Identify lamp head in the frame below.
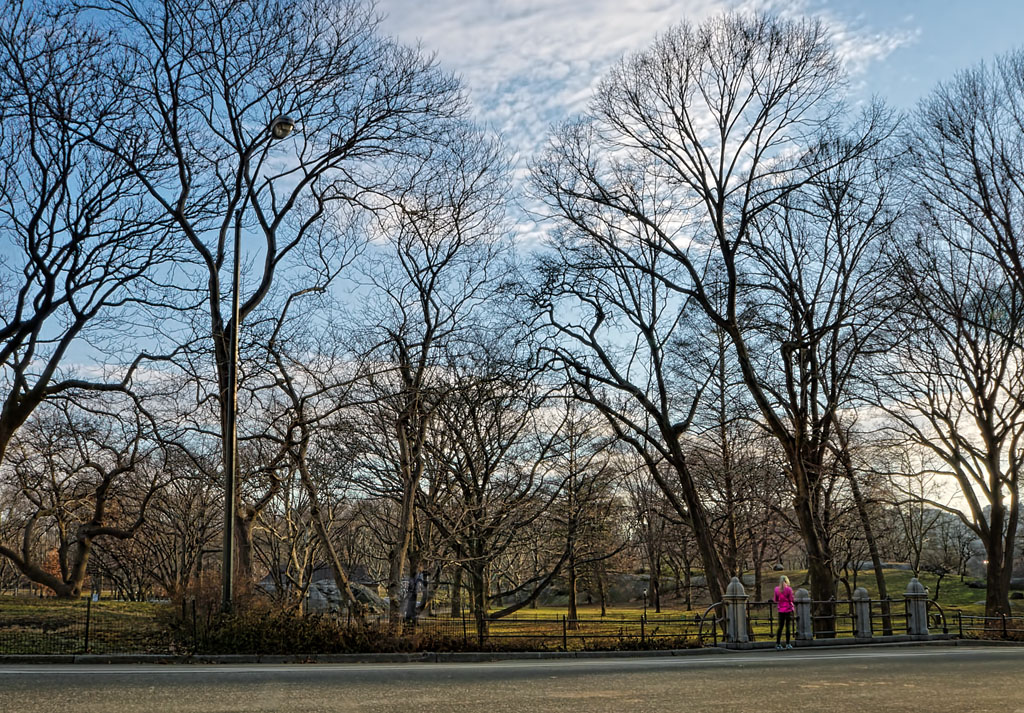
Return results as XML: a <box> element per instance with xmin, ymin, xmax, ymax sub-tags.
<box><xmin>269</xmin><ymin>115</ymin><xmax>295</xmax><ymax>140</ymax></box>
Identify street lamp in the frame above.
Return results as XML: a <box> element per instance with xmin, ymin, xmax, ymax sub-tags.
<box><xmin>270</xmin><ymin>116</ymin><xmax>295</xmax><ymax>140</ymax></box>
<box><xmin>221</xmin><ymin>116</ymin><xmax>295</xmax><ymax>613</ymax></box>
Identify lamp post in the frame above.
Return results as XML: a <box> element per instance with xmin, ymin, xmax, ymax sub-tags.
<box><xmin>221</xmin><ymin>116</ymin><xmax>294</xmax><ymax>613</ymax></box>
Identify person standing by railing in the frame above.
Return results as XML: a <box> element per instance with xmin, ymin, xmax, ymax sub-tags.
<box><xmin>774</xmin><ymin>575</ymin><xmax>795</xmax><ymax>650</ymax></box>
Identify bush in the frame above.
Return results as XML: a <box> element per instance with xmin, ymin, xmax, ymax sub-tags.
<box><xmin>164</xmin><ymin>604</ymin><xmax>469</xmax><ymax>655</ymax></box>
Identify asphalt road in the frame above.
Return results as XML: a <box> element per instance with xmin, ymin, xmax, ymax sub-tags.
<box><xmin>1</xmin><ymin>646</ymin><xmax>1022</xmax><ymax>713</ymax></box>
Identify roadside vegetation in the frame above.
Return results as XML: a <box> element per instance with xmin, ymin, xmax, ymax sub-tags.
<box><xmin>3</xmin><ymin>568</ymin><xmax>1021</xmax><ymax>655</ymax></box>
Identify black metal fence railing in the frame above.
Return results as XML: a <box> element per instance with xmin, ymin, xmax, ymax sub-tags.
<box><xmin>399</xmin><ymin>611</ymin><xmax>704</xmax><ymax>651</ymax></box>
<box><xmin>696</xmin><ymin>604</ymin><xmax>723</xmax><ymax>646</ymax></box>
<box><xmin>954</xmin><ymin>612</ymin><xmax>1024</xmax><ymax>640</ymax></box>
<box><xmin>4</xmin><ymin>594</ymin><xmax>1021</xmax><ymax>656</ymax></box>
<box><xmin>738</xmin><ymin>597</ymin><xmax>953</xmax><ymax>640</ymax></box>
<box><xmin>0</xmin><ymin>596</ymin><xmax>706</xmax><ymax>656</ymax></box>
<box><xmin>0</xmin><ymin>596</ymin><xmax>174</xmax><ymax>655</ymax></box>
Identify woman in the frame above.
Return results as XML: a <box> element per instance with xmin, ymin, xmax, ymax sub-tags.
<box><xmin>773</xmin><ymin>575</ymin><xmax>794</xmax><ymax>650</ymax></box>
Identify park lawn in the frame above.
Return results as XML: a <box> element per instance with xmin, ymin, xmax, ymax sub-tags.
<box><xmin>0</xmin><ymin>596</ymin><xmax>173</xmax><ymax>654</ymax></box>
<box><xmin>757</xmin><ymin>567</ymin><xmax>1024</xmax><ymax>615</ymax></box>
<box><xmin>471</xmin><ymin>606</ymin><xmax>704</xmax><ymax>650</ymax></box>
<box><xmin>3</xmin><ymin>569</ymin><xmax>1022</xmax><ymax>654</ymax></box>
<box><xmin>837</xmin><ymin>569</ymin><xmax>1024</xmax><ymax>615</ymax></box>
<box><xmin>495</xmin><ymin>568</ymin><xmax>1024</xmax><ymax>621</ymax></box>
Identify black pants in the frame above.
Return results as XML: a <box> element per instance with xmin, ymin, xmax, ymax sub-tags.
<box><xmin>776</xmin><ymin>611</ymin><xmax>792</xmax><ymax>644</ymax></box>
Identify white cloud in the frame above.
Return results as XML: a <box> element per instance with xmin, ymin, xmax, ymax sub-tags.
<box><xmin>377</xmin><ymin>0</ymin><xmax>920</xmax><ymax>241</ymax></box>
<box><xmin>735</xmin><ymin>0</ymin><xmax>920</xmax><ymax>78</ymax></box>
<box><xmin>379</xmin><ymin>1</ymin><xmax>726</xmax><ymax>151</ymax></box>
<box><xmin>381</xmin><ymin>0</ymin><xmax>917</xmax><ymax>148</ymax></box>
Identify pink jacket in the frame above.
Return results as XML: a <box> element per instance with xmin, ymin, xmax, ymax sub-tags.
<box><xmin>774</xmin><ymin>585</ymin><xmax>795</xmax><ymax>613</ymax></box>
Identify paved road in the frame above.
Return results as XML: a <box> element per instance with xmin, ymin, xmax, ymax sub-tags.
<box><xmin>1</xmin><ymin>646</ymin><xmax>1022</xmax><ymax>713</ymax></box>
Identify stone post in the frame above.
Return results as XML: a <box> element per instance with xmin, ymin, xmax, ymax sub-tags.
<box><xmin>853</xmin><ymin>587</ymin><xmax>873</xmax><ymax>639</ymax></box>
<box><xmin>794</xmin><ymin>588</ymin><xmax>812</xmax><ymax>641</ymax></box>
<box><xmin>905</xmin><ymin>577</ymin><xmax>929</xmax><ymax>636</ymax></box>
<box><xmin>724</xmin><ymin>576</ymin><xmax>749</xmax><ymax>643</ymax></box>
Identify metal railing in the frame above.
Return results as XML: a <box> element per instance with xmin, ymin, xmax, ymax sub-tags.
<box><xmin>0</xmin><ymin>596</ymin><xmax>705</xmax><ymax>655</ymax></box>
<box><xmin>696</xmin><ymin>603</ymin><xmax>723</xmax><ymax>646</ymax></box>
<box><xmin>953</xmin><ymin>611</ymin><xmax>1024</xmax><ymax>640</ymax></box>
<box><xmin>729</xmin><ymin>597</ymin><xmax>951</xmax><ymax>641</ymax></box>
<box><xmin>0</xmin><ymin>595</ymin><xmax>173</xmax><ymax>655</ymax></box>
<box><xmin>436</xmin><ymin>611</ymin><xmax>703</xmax><ymax>651</ymax></box>
<box><xmin>4</xmin><ymin>594</ymin><xmax>1019</xmax><ymax>656</ymax></box>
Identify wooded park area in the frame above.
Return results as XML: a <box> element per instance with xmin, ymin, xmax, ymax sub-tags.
<box><xmin>1</xmin><ymin>1</ymin><xmax>1023</xmax><ymax>644</ymax></box>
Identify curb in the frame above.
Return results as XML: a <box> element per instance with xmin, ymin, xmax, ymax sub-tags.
<box><xmin>0</xmin><ymin>646</ymin><xmax>717</xmax><ymax>665</ymax></box>
<box><xmin>715</xmin><ymin>634</ymin><xmax>960</xmax><ymax>651</ymax></box>
<box><xmin>1</xmin><ymin>638</ymin><xmax>1018</xmax><ymax>665</ymax></box>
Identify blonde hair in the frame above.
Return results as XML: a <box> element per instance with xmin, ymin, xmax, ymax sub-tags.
<box><xmin>779</xmin><ymin>575</ymin><xmax>790</xmax><ymax>588</ymax></box>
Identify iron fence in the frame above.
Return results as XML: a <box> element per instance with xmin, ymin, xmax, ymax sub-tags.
<box><xmin>0</xmin><ymin>595</ymin><xmax>174</xmax><ymax>655</ymax></box>
<box><xmin>739</xmin><ymin>597</ymin><xmax>950</xmax><ymax>641</ymax></box>
<box><xmin>371</xmin><ymin>611</ymin><xmax>703</xmax><ymax>651</ymax></box>
<box><xmin>4</xmin><ymin>594</ymin><xmax>1020</xmax><ymax>656</ymax></box>
<box><xmin>954</xmin><ymin>612</ymin><xmax>1024</xmax><ymax>640</ymax></box>
<box><xmin>0</xmin><ymin>596</ymin><xmax>704</xmax><ymax>655</ymax></box>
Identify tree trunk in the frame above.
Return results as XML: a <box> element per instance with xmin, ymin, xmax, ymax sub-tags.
<box><xmin>750</xmin><ymin>533</ymin><xmax>764</xmax><ymax>602</ymax></box>
<box><xmin>450</xmin><ymin>566</ymin><xmax>462</xmax><ymax>618</ymax></box>
<box><xmin>668</xmin><ymin>453</ymin><xmax>729</xmax><ymax>610</ymax></box>
<box><xmin>682</xmin><ymin>555</ymin><xmax>692</xmax><ymax>610</ymax></box>
<box><xmin>387</xmin><ymin>475</ymin><xmax>417</xmax><ymax>625</ymax></box>
<box><xmin>651</xmin><ymin>569</ymin><xmax>661</xmax><ymax>614</ymax></box>
<box><xmin>933</xmin><ymin>572</ymin><xmax>944</xmax><ymax>604</ymax></box>
<box><xmin>470</xmin><ymin>561</ymin><xmax>489</xmax><ymax>642</ymax></box>
<box><xmin>405</xmin><ymin>548</ymin><xmax>422</xmax><ymax>621</ymax></box>
<box><xmin>670</xmin><ymin>560</ymin><xmax>682</xmax><ymax>597</ymax></box>
<box><xmin>984</xmin><ymin>541</ymin><xmax>1013</xmax><ymax>618</ymax></box>
<box><xmin>296</xmin><ymin>458</ymin><xmax>365</xmax><ymax>622</ymax></box>
<box><xmin>841</xmin><ymin>457</ymin><xmax>892</xmax><ymax>634</ymax></box>
<box><xmin>792</xmin><ymin>487</ymin><xmax>836</xmax><ymax>636</ymax></box>
<box><xmin>566</xmin><ymin>553</ymin><xmax>579</xmax><ymax>629</ymax></box>
<box><xmin>0</xmin><ymin>537</ymin><xmax>90</xmax><ymax>599</ymax></box>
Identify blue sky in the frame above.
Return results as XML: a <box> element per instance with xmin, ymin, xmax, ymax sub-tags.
<box><xmin>378</xmin><ymin>0</ymin><xmax>1024</xmax><ymax>166</ymax></box>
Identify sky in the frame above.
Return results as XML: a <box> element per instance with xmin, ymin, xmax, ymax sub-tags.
<box><xmin>373</xmin><ymin>1</ymin><xmax>1023</xmax><ymax>514</ymax></box>
<box><xmin>377</xmin><ymin>0</ymin><xmax>1024</xmax><ymax>176</ymax></box>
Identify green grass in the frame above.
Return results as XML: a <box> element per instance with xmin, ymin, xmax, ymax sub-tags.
<box><xmin>0</xmin><ymin>596</ymin><xmax>173</xmax><ymax>654</ymax></box>
<box><xmin>750</xmin><ymin>567</ymin><xmax>1024</xmax><ymax>615</ymax></box>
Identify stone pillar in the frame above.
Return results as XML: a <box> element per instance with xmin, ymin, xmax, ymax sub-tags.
<box><xmin>794</xmin><ymin>587</ymin><xmax>812</xmax><ymax>641</ymax></box>
<box><xmin>724</xmin><ymin>576</ymin><xmax>749</xmax><ymax>643</ymax></box>
<box><xmin>905</xmin><ymin>577</ymin><xmax>929</xmax><ymax>636</ymax></box>
<box><xmin>853</xmin><ymin>587</ymin><xmax>872</xmax><ymax>639</ymax></box>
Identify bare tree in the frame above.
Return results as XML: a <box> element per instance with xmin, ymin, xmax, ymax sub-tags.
<box><xmin>417</xmin><ymin>337</ymin><xmax>567</xmax><ymax>639</ymax></box>
<box><xmin>528</xmin><ymin>163</ymin><xmax>731</xmax><ymax>608</ymax></box>
<box><xmin>531</xmin><ymin>14</ymin><xmax>891</xmax><ymax>619</ymax></box>
<box><xmin>911</xmin><ymin>50</ymin><xmax>1024</xmax><ymax>301</ymax></box>
<box><xmin>895</xmin><ymin>49</ymin><xmax>1024</xmax><ymax>619</ymax></box>
<box><xmin>142</xmin><ymin>454</ymin><xmax>221</xmax><ymax>599</ymax></box>
<box><xmin>547</xmin><ymin>398</ymin><xmax>624</xmax><ymax>625</ymax></box>
<box><xmin>0</xmin><ymin>2</ymin><xmax>177</xmax><ymax>466</ymax></box>
<box><xmin>86</xmin><ymin>0</ymin><xmax>465</xmax><ymax>593</ymax></box>
<box><xmin>921</xmin><ymin>513</ymin><xmax>977</xmax><ymax>602</ymax></box>
<box><xmin>622</xmin><ymin>457</ymin><xmax>673</xmax><ymax>614</ymax></box>
<box><xmin>349</xmin><ymin>125</ymin><xmax>509</xmax><ymax>623</ymax></box>
<box><xmin>259</xmin><ymin>303</ymin><xmax>369</xmax><ymax>618</ymax></box>
<box><xmin>0</xmin><ymin>398</ymin><xmax>167</xmax><ymax>597</ymax></box>
<box><xmin>877</xmin><ymin>229</ymin><xmax>1023</xmax><ymax>618</ymax></box>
